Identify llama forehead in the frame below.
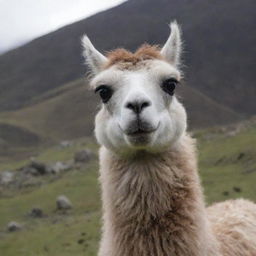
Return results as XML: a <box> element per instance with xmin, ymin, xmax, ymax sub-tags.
<box><xmin>91</xmin><ymin>59</ymin><xmax>181</xmax><ymax>90</ymax></box>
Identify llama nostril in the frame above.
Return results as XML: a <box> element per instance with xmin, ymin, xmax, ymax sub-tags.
<box><xmin>126</xmin><ymin>103</ymin><xmax>134</xmax><ymax>110</ymax></box>
<box><xmin>141</xmin><ymin>102</ymin><xmax>150</xmax><ymax>109</ymax></box>
<box><xmin>125</xmin><ymin>100</ymin><xmax>151</xmax><ymax>114</ymax></box>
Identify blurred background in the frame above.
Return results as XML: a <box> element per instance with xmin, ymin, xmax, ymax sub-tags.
<box><xmin>0</xmin><ymin>0</ymin><xmax>255</xmax><ymax>255</ymax></box>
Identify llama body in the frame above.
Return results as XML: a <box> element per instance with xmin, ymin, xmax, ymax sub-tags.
<box><xmin>82</xmin><ymin>22</ymin><xmax>256</xmax><ymax>256</ymax></box>
<box><xmin>98</xmin><ymin>138</ymin><xmax>256</xmax><ymax>256</ymax></box>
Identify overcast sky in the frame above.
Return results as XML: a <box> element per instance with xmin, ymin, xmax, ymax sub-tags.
<box><xmin>0</xmin><ymin>0</ymin><xmax>125</xmax><ymax>53</ymax></box>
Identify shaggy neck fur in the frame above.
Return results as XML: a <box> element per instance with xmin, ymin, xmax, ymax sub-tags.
<box><xmin>98</xmin><ymin>134</ymin><xmax>220</xmax><ymax>256</ymax></box>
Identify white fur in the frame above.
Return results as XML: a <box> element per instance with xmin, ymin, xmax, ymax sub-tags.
<box><xmin>161</xmin><ymin>21</ymin><xmax>182</xmax><ymax>67</ymax></box>
<box><xmin>91</xmin><ymin>60</ymin><xmax>186</xmax><ymax>155</ymax></box>
<box><xmin>82</xmin><ymin>35</ymin><xmax>107</xmax><ymax>74</ymax></box>
<box><xmin>82</xmin><ymin>22</ymin><xmax>185</xmax><ymax>156</ymax></box>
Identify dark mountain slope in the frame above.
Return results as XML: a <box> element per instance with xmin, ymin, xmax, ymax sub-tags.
<box><xmin>0</xmin><ymin>0</ymin><xmax>255</xmax><ymax>116</ymax></box>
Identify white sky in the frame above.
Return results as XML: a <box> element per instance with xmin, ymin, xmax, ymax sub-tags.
<box><xmin>0</xmin><ymin>0</ymin><xmax>125</xmax><ymax>53</ymax></box>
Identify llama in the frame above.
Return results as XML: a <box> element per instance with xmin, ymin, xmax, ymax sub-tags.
<box><xmin>82</xmin><ymin>22</ymin><xmax>256</xmax><ymax>256</ymax></box>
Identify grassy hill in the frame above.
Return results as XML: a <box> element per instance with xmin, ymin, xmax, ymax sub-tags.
<box><xmin>197</xmin><ymin>119</ymin><xmax>256</xmax><ymax>203</ymax></box>
<box><xmin>0</xmin><ymin>119</ymin><xmax>255</xmax><ymax>255</ymax></box>
<box><xmin>0</xmin><ymin>122</ymin><xmax>42</xmax><ymax>161</ymax></box>
<box><xmin>0</xmin><ymin>123</ymin><xmax>41</xmax><ymax>149</ymax></box>
<box><xmin>0</xmin><ymin>79</ymin><xmax>96</xmax><ymax>142</ymax></box>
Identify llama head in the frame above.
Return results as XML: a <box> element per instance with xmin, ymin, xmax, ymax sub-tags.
<box><xmin>82</xmin><ymin>21</ymin><xmax>187</xmax><ymax>155</ymax></box>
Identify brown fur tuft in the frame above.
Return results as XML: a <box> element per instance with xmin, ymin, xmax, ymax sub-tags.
<box><xmin>105</xmin><ymin>44</ymin><xmax>163</xmax><ymax>68</ymax></box>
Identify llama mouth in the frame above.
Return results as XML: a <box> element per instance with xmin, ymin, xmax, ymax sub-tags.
<box><xmin>126</xmin><ymin>128</ymin><xmax>155</xmax><ymax>136</ymax></box>
<box><xmin>119</xmin><ymin>122</ymin><xmax>159</xmax><ymax>137</ymax></box>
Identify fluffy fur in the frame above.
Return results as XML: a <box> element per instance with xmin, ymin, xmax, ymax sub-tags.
<box><xmin>98</xmin><ymin>135</ymin><xmax>219</xmax><ymax>256</ymax></box>
<box><xmin>208</xmin><ymin>199</ymin><xmax>256</xmax><ymax>255</ymax></box>
<box><xmin>98</xmin><ymin>136</ymin><xmax>256</xmax><ymax>256</ymax></box>
<box><xmin>82</xmin><ymin>21</ymin><xmax>256</xmax><ymax>256</ymax></box>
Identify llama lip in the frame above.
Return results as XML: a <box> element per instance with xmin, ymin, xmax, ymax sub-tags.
<box><xmin>119</xmin><ymin>122</ymin><xmax>159</xmax><ymax>136</ymax></box>
<box><xmin>126</xmin><ymin>128</ymin><xmax>153</xmax><ymax>136</ymax></box>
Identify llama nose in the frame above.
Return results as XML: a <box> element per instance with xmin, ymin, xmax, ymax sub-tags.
<box><xmin>125</xmin><ymin>100</ymin><xmax>151</xmax><ymax>114</ymax></box>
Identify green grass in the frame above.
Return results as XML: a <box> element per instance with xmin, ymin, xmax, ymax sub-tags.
<box><xmin>0</xmin><ymin>163</ymin><xmax>100</xmax><ymax>226</ymax></box>
<box><xmin>0</xmin><ymin>123</ymin><xmax>255</xmax><ymax>255</ymax></box>
<box><xmin>0</xmin><ymin>213</ymin><xmax>100</xmax><ymax>256</ymax></box>
<box><xmin>0</xmin><ymin>168</ymin><xmax>101</xmax><ymax>256</ymax></box>
<box><xmin>0</xmin><ymin>139</ymin><xmax>101</xmax><ymax>256</ymax></box>
<box><xmin>198</xmin><ymin>126</ymin><xmax>256</xmax><ymax>204</ymax></box>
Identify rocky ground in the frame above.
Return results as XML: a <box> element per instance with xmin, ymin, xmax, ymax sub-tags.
<box><xmin>0</xmin><ymin>148</ymin><xmax>94</xmax><ymax>190</ymax></box>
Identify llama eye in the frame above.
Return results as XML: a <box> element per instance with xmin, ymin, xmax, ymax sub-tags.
<box><xmin>95</xmin><ymin>85</ymin><xmax>113</xmax><ymax>103</ymax></box>
<box><xmin>161</xmin><ymin>78</ymin><xmax>178</xmax><ymax>96</ymax></box>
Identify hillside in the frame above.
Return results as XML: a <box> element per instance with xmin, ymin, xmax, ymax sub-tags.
<box><xmin>0</xmin><ymin>79</ymin><xmax>95</xmax><ymax>142</ymax></box>
<box><xmin>0</xmin><ymin>78</ymin><xmax>242</xmax><ymax>149</ymax></box>
<box><xmin>0</xmin><ymin>0</ymin><xmax>255</xmax><ymax>118</ymax></box>
<box><xmin>0</xmin><ymin>123</ymin><xmax>41</xmax><ymax>157</ymax></box>
<box><xmin>0</xmin><ymin>119</ymin><xmax>255</xmax><ymax>255</ymax></box>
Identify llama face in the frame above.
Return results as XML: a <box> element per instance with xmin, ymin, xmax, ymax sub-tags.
<box><xmin>82</xmin><ymin>22</ymin><xmax>187</xmax><ymax>154</ymax></box>
<box><xmin>91</xmin><ymin>60</ymin><xmax>187</xmax><ymax>154</ymax></box>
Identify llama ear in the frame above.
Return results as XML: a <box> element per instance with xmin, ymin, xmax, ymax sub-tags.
<box><xmin>161</xmin><ymin>21</ymin><xmax>182</xmax><ymax>67</ymax></box>
<box><xmin>82</xmin><ymin>35</ymin><xmax>107</xmax><ymax>74</ymax></box>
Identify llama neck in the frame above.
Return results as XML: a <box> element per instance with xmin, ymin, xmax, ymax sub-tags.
<box><xmin>99</xmin><ymin>135</ymin><xmax>218</xmax><ymax>256</ymax></box>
